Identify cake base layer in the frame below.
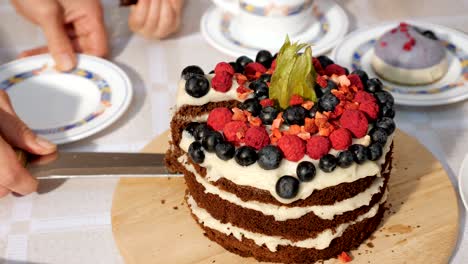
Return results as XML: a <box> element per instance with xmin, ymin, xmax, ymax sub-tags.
<box><xmin>187</xmin><ymin>193</ymin><xmax>386</xmax><ymax>264</ymax></box>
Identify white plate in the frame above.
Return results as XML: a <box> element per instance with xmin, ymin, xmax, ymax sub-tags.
<box><xmin>0</xmin><ymin>54</ymin><xmax>132</xmax><ymax>144</ymax></box>
<box><xmin>201</xmin><ymin>0</ymin><xmax>349</xmax><ymax>58</ymax></box>
<box><xmin>332</xmin><ymin>21</ymin><xmax>468</xmax><ymax>106</ymax></box>
<box><xmin>459</xmin><ymin>154</ymin><xmax>468</xmax><ymax>210</ymax></box>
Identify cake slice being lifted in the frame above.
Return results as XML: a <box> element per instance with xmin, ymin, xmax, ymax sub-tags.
<box><xmin>165</xmin><ymin>38</ymin><xmax>395</xmax><ymax>263</ymax></box>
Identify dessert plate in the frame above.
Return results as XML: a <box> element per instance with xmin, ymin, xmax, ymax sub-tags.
<box><xmin>0</xmin><ymin>54</ymin><xmax>132</xmax><ymax>144</ymax></box>
<box><xmin>458</xmin><ymin>153</ymin><xmax>468</xmax><ymax>210</ymax></box>
<box><xmin>201</xmin><ymin>0</ymin><xmax>349</xmax><ymax>58</ymax></box>
<box><xmin>332</xmin><ymin>21</ymin><xmax>468</xmax><ymax>106</ymax></box>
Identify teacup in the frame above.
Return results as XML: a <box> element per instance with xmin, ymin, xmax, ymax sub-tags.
<box><xmin>212</xmin><ymin>0</ymin><xmax>315</xmax><ymax>50</ymax></box>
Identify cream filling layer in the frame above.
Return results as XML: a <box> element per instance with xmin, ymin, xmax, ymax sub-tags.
<box><xmin>176</xmin><ymin>75</ymin><xmax>251</xmax><ymax>108</ymax></box>
<box><xmin>180</xmin><ymin>131</ymin><xmax>394</xmax><ymax>204</ymax></box>
<box><xmin>179</xmin><ymin>154</ymin><xmax>385</xmax><ymax>221</ymax></box>
<box><xmin>371</xmin><ymin>54</ymin><xmax>449</xmax><ymax>85</ymax></box>
<box><xmin>188</xmin><ymin>191</ymin><xmax>387</xmax><ymax>252</ymax></box>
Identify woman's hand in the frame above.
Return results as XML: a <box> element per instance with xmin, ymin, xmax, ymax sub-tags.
<box><xmin>0</xmin><ymin>91</ymin><xmax>57</xmax><ymax>198</ymax></box>
<box><xmin>11</xmin><ymin>0</ymin><xmax>108</xmax><ymax>71</ymax></box>
<box><xmin>128</xmin><ymin>0</ymin><xmax>184</xmax><ymax>39</ymax></box>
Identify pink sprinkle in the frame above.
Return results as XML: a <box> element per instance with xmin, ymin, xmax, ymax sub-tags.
<box><xmin>380</xmin><ymin>41</ymin><xmax>388</xmax><ymax>47</ymax></box>
<box><xmin>391</xmin><ymin>28</ymin><xmax>398</xmax><ymax>34</ymax></box>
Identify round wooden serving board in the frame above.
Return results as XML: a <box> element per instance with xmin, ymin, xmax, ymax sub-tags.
<box><xmin>111</xmin><ymin>130</ymin><xmax>459</xmax><ymax>264</ymax></box>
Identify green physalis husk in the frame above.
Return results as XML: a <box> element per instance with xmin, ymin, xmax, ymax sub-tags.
<box><xmin>269</xmin><ymin>36</ymin><xmax>317</xmax><ymax>109</ymax></box>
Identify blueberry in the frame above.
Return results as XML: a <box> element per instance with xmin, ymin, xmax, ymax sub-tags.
<box><xmin>308</xmin><ymin>104</ymin><xmax>319</xmax><ymax>118</ymax></box>
<box><xmin>380</xmin><ymin>103</ymin><xmax>395</xmax><ymax>118</ymax></box>
<box><xmin>374</xmin><ymin>90</ymin><xmax>394</xmax><ymax>106</ymax></box>
<box><xmin>319</xmin><ymin>154</ymin><xmax>337</xmax><ymax>172</ymax></box>
<box><xmin>256</xmin><ymin>50</ymin><xmax>273</xmax><ymax>68</ymax></box>
<box><xmin>254</xmin><ymin>82</ymin><xmax>269</xmax><ymax>100</ymax></box>
<box><xmin>349</xmin><ymin>144</ymin><xmax>368</xmax><ymax>164</ymax></box>
<box><xmin>235</xmin><ymin>146</ymin><xmax>258</xmax><ymax>166</ymax></box>
<box><xmin>337</xmin><ymin>151</ymin><xmax>354</xmax><ymax>168</ymax></box>
<box><xmin>215</xmin><ymin>141</ymin><xmax>235</xmax><ymax>160</ymax></box>
<box><xmin>209</xmin><ymin>70</ymin><xmax>215</xmax><ymax>74</ymax></box>
<box><xmin>202</xmin><ymin>131</ymin><xmax>223</xmax><ymax>153</ymax></box>
<box><xmin>248</xmin><ymin>80</ymin><xmax>262</xmax><ymax>91</ymax></box>
<box><xmin>188</xmin><ymin>141</ymin><xmax>205</xmax><ymax>164</ymax></box>
<box><xmin>319</xmin><ymin>93</ymin><xmax>339</xmax><ymax>112</ymax></box>
<box><xmin>317</xmin><ymin>55</ymin><xmax>334</xmax><ymax>68</ymax></box>
<box><xmin>258</xmin><ymin>74</ymin><xmax>272</xmax><ymax>83</ymax></box>
<box><xmin>275</xmin><ymin>176</ymin><xmax>300</xmax><ymax>199</ymax></box>
<box><xmin>229</xmin><ymin>61</ymin><xmax>244</xmax><ymax>73</ymax></box>
<box><xmin>259</xmin><ymin>106</ymin><xmax>279</xmax><ymax>125</ymax></box>
<box><xmin>370</xmin><ymin>127</ymin><xmax>388</xmax><ymax>145</ymax></box>
<box><xmin>240</xmin><ymin>98</ymin><xmax>262</xmax><ymax>116</ymax></box>
<box><xmin>283</xmin><ymin>106</ymin><xmax>307</xmax><ymax>125</ymax></box>
<box><xmin>315</xmin><ymin>80</ymin><xmax>338</xmax><ymax>97</ymax></box>
<box><xmin>422</xmin><ymin>30</ymin><xmax>438</xmax><ymax>40</ymax></box>
<box><xmin>351</xmin><ymin>69</ymin><xmax>369</xmax><ymax>88</ymax></box>
<box><xmin>185</xmin><ymin>75</ymin><xmax>210</xmax><ymax>98</ymax></box>
<box><xmin>184</xmin><ymin>122</ymin><xmax>200</xmax><ymax>137</ymax></box>
<box><xmin>258</xmin><ymin>145</ymin><xmax>283</xmax><ymax>170</ymax></box>
<box><xmin>367</xmin><ymin>143</ymin><xmax>383</xmax><ymax>161</ymax></box>
<box><xmin>194</xmin><ymin>123</ymin><xmax>212</xmax><ymax>141</ymax></box>
<box><xmin>296</xmin><ymin>161</ymin><xmax>316</xmax><ymax>182</ymax></box>
<box><xmin>366</xmin><ymin>78</ymin><xmax>383</xmax><ymax>93</ymax></box>
<box><xmin>236</xmin><ymin>56</ymin><xmax>253</xmax><ymax>68</ymax></box>
<box><xmin>376</xmin><ymin>117</ymin><xmax>396</xmax><ymax>134</ymax></box>
<box><xmin>181</xmin><ymin>65</ymin><xmax>204</xmax><ymax>80</ymax></box>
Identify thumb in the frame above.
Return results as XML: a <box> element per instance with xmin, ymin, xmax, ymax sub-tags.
<box><xmin>0</xmin><ymin>110</ymin><xmax>56</xmax><ymax>155</ymax></box>
<box><xmin>39</xmin><ymin>12</ymin><xmax>76</xmax><ymax>71</ymax></box>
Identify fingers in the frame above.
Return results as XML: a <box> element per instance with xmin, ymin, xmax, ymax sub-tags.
<box><xmin>0</xmin><ymin>90</ymin><xmax>15</xmax><ymax>115</ymax></box>
<box><xmin>154</xmin><ymin>1</ymin><xmax>176</xmax><ymax>38</ymax></box>
<box><xmin>0</xmin><ymin>109</ymin><xmax>56</xmax><ymax>156</ymax></box>
<box><xmin>18</xmin><ymin>47</ymin><xmax>50</xmax><ymax>59</ymax></box>
<box><xmin>38</xmin><ymin>5</ymin><xmax>76</xmax><ymax>71</ymax></box>
<box><xmin>0</xmin><ymin>136</ymin><xmax>38</xmax><ymax>195</ymax></box>
<box><xmin>0</xmin><ymin>185</ymin><xmax>10</xmax><ymax>198</ymax></box>
<box><xmin>129</xmin><ymin>0</ymin><xmax>151</xmax><ymax>32</ymax></box>
<box><xmin>144</xmin><ymin>0</ymin><xmax>162</xmax><ymax>35</ymax></box>
<box><xmin>71</xmin><ymin>6</ymin><xmax>109</xmax><ymax>58</ymax></box>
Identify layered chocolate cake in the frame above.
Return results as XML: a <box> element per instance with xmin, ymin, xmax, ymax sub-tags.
<box><xmin>166</xmin><ymin>39</ymin><xmax>395</xmax><ymax>263</ymax></box>
<box><xmin>372</xmin><ymin>22</ymin><xmax>448</xmax><ymax>85</ymax></box>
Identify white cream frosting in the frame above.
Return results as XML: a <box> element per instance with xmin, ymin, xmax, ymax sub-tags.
<box><xmin>180</xmin><ymin>131</ymin><xmax>394</xmax><ymax>204</ymax></box>
<box><xmin>188</xmin><ymin>191</ymin><xmax>387</xmax><ymax>252</ymax></box>
<box><xmin>371</xmin><ymin>54</ymin><xmax>449</xmax><ymax>85</ymax></box>
<box><xmin>179</xmin><ymin>154</ymin><xmax>385</xmax><ymax>221</ymax></box>
<box><xmin>176</xmin><ymin>75</ymin><xmax>252</xmax><ymax>108</ymax></box>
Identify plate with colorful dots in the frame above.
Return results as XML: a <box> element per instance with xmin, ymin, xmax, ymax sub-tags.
<box><xmin>0</xmin><ymin>54</ymin><xmax>132</xmax><ymax>144</ymax></box>
<box><xmin>331</xmin><ymin>21</ymin><xmax>468</xmax><ymax>106</ymax></box>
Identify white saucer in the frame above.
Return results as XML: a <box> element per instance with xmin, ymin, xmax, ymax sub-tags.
<box><xmin>201</xmin><ymin>0</ymin><xmax>349</xmax><ymax>58</ymax></box>
<box><xmin>332</xmin><ymin>21</ymin><xmax>468</xmax><ymax>106</ymax></box>
<box><xmin>0</xmin><ymin>54</ymin><xmax>132</xmax><ymax>144</ymax></box>
<box><xmin>458</xmin><ymin>154</ymin><xmax>468</xmax><ymax>210</ymax></box>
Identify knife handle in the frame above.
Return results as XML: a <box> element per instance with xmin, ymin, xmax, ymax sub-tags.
<box><xmin>15</xmin><ymin>148</ymin><xmax>28</xmax><ymax>167</ymax></box>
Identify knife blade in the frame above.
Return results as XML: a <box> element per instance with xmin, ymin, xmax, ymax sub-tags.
<box><xmin>24</xmin><ymin>151</ymin><xmax>182</xmax><ymax>180</ymax></box>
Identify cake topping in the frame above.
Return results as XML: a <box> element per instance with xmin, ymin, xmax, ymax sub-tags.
<box><xmin>244</xmin><ymin>126</ymin><xmax>270</xmax><ymax>150</ymax></box>
<box><xmin>306</xmin><ymin>136</ymin><xmax>331</xmax><ymax>160</ymax></box>
<box><xmin>257</xmin><ymin>145</ymin><xmax>283</xmax><ymax>170</ymax></box>
<box><xmin>296</xmin><ymin>161</ymin><xmax>316</xmax><ymax>182</ymax></box>
<box><xmin>376</xmin><ymin>117</ymin><xmax>396</xmax><ymax>134</ymax></box>
<box><xmin>188</xmin><ymin>141</ymin><xmax>205</xmax><ymax>164</ymax></box>
<box><xmin>223</xmin><ymin>121</ymin><xmax>248</xmax><ymax>145</ymax></box>
<box><xmin>255</xmin><ymin>50</ymin><xmax>274</xmax><ymax>68</ymax></box>
<box><xmin>236</xmin><ymin>55</ymin><xmax>254</xmax><ymax>69</ymax></box>
<box><xmin>275</xmin><ymin>175</ymin><xmax>300</xmax><ymax>199</ymax></box>
<box><xmin>201</xmin><ymin>131</ymin><xmax>224</xmax><ymax>153</ymax></box>
<box><xmin>365</xmin><ymin>78</ymin><xmax>383</xmax><ymax>93</ymax></box>
<box><xmin>215</xmin><ymin>141</ymin><xmax>235</xmax><ymax>161</ymax></box>
<box><xmin>185</xmin><ymin>75</ymin><xmax>210</xmax><ymax>98</ymax></box>
<box><xmin>349</xmin><ymin>144</ymin><xmax>368</xmax><ymax>164</ymax></box>
<box><xmin>319</xmin><ymin>154</ymin><xmax>337</xmax><ymax>172</ymax></box>
<box><xmin>181</xmin><ymin>65</ymin><xmax>205</xmax><ymax>80</ymax></box>
<box><xmin>207</xmin><ymin>107</ymin><xmax>233</xmax><ymax>131</ymax></box>
<box><xmin>329</xmin><ymin>128</ymin><xmax>353</xmax><ymax>150</ymax></box>
<box><xmin>235</xmin><ymin>146</ymin><xmax>258</xmax><ymax>166</ymax></box>
<box><xmin>340</xmin><ymin>109</ymin><xmax>369</xmax><ymax>138</ymax></box>
<box><xmin>337</xmin><ymin>150</ymin><xmax>354</xmax><ymax>168</ymax></box>
<box><xmin>367</xmin><ymin>142</ymin><xmax>383</xmax><ymax>161</ymax></box>
<box><xmin>277</xmin><ymin>134</ymin><xmax>306</xmax><ymax>162</ymax></box>
<box><xmin>283</xmin><ymin>105</ymin><xmax>307</xmax><ymax>125</ymax></box>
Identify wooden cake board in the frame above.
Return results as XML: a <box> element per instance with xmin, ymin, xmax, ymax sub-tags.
<box><xmin>111</xmin><ymin>130</ymin><xmax>459</xmax><ymax>264</ymax></box>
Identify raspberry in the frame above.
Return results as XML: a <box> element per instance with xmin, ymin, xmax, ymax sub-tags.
<box><xmin>312</xmin><ymin>57</ymin><xmax>325</xmax><ymax>75</ymax></box>
<box><xmin>207</xmin><ymin>107</ymin><xmax>233</xmax><ymax>131</ymax></box>
<box><xmin>260</xmin><ymin>98</ymin><xmax>274</xmax><ymax>107</ymax></box>
<box><xmin>329</xmin><ymin>128</ymin><xmax>352</xmax><ymax>150</ymax></box>
<box><xmin>212</xmin><ymin>71</ymin><xmax>233</xmax><ymax>92</ymax></box>
<box><xmin>354</xmin><ymin>90</ymin><xmax>377</xmax><ymax>104</ymax></box>
<box><xmin>325</xmin><ymin>64</ymin><xmax>347</xmax><ymax>76</ymax></box>
<box><xmin>306</xmin><ymin>136</ymin><xmax>331</xmax><ymax>160</ymax></box>
<box><xmin>223</xmin><ymin>121</ymin><xmax>249</xmax><ymax>145</ymax></box>
<box><xmin>277</xmin><ymin>135</ymin><xmax>306</xmax><ymax>161</ymax></box>
<box><xmin>214</xmin><ymin>62</ymin><xmax>235</xmax><ymax>75</ymax></box>
<box><xmin>289</xmin><ymin>94</ymin><xmax>304</xmax><ymax>106</ymax></box>
<box><xmin>245</xmin><ymin>62</ymin><xmax>267</xmax><ymax>80</ymax></box>
<box><xmin>359</xmin><ymin>101</ymin><xmax>380</xmax><ymax>121</ymax></box>
<box><xmin>347</xmin><ymin>74</ymin><xmax>364</xmax><ymax>90</ymax></box>
<box><xmin>340</xmin><ymin>109</ymin><xmax>369</xmax><ymax>138</ymax></box>
<box><xmin>244</xmin><ymin>126</ymin><xmax>270</xmax><ymax>150</ymax></box>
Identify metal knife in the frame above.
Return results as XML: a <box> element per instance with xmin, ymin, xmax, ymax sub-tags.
<box><xmin>17</xmin><ymin>150</ymin><xmax>182</xmax><ymax>180</ymax></box>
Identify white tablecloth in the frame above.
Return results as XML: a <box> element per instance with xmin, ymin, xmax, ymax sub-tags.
<box><xmin>0</xmin><ymin>0</ymin><xmax>467</xmax><ymax>263</ymax></box>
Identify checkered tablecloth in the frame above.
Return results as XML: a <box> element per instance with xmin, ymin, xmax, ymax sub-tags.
<box><xmin>0</xmin><ymin>0</ymin><xmax>467</xmax><ymax>263</ymax></box>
